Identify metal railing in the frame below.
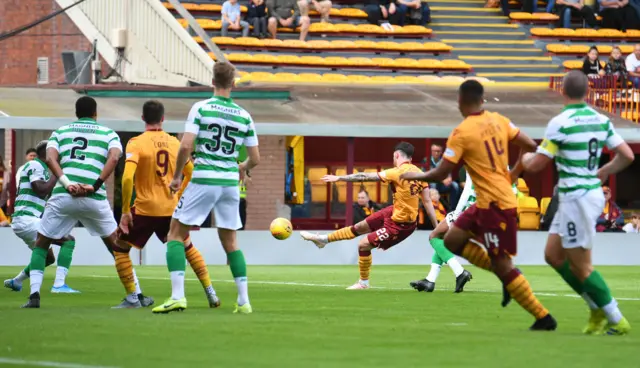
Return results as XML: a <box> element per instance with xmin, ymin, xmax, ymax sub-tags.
<box><xmin>550</xmin><ymin>75</ymin><xmax>640</xmax><ymax>123</ymax></box>
<box><xmin>56</xmin><ymin>0</ymin><xmax>214</xmax><ymax>86</ymax></box>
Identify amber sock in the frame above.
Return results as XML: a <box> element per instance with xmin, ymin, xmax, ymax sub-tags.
<box><xmin>503</xmin><ymin>268</ymin><xmax>549</xmax><ymax>320</ymax></box>
<box><xmin>185</xmin><ymin>242</ymin><xmax>212</xmax><ymax>289</ymax></box>
<box><xmin>114</xmin><ymin>250</ymin><xmax>136</xmax><ymax>295</ymax></box>
<box><xmin>358</xmin><ymin>250</ymin><xmax>372</xmax><ymax>281</ymax></box>
<box><xmin>328</xmin><ymin>226</ymin><xmax>358</xmax><ymax>243</ymax></box>
<box><xmin>460</xmin><ymin>241</ymin><xmax>492</xmax><ymax>272</ymax></box>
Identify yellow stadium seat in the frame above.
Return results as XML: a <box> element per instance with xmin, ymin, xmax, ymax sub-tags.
<box><xmin>273</xmin><ymin>72</ymin><xmax>300</xmax><ymax>82</ymax></box>
<box><xmin>355</xmin><ymin>24</ymin><xmax>383</xmax><ymax>33</ymax></box>
<box><xmin>258</xmin><ymin>39</ymin><xmax>280</xmax><ymax>48</ymax></box>
<box><xmin>598</xmin><ymin>29</ymin><xmax>623</xmax><ymax>37</ymax></box>
<box><xmin>177</xmin><ymin>19</ymin><xmax>188</xmax><ymax>27</ymax></box>
<box><xmin>398</xmin><ymin>42</ymin><xmax>424</xmax><ymax>51</ymax></box>
<box><xmin>226</xmin><ymin>53</ymin><xmax>253</xmax><ymax>62</ymax></box>
<box><xmin>575</xmin><ymin>28</ymin><xmax>599</xmax><ymax>37</ymax></box>
<box><xmin>625</xmin><ymin>29</ymin><xmax>640</xmax><ymax>37</ymax></box>
<box><xmin>400</xmin><ymin>25</ymin><xmax>431</xmax><ymax>34</ymax></box>
<box><xmin>200</xmin><ymin>3</ymin><xmax>222</xmax><ymax>11</ymax></box>
<box><xmin>235</xmin><ymin>37</ymin><xmax>262</xmax><ymax>46</ymax></box>
<box><xmin>309</xmin><ymin>168</ymin><xmax>328</xmax><ymax>203</ymax></box>
<box><xmin>163</xmin><ymin>2</ymin><xmax>174</xmax><ymax>9</ymax></box>
<box><xmin>335</xmin><ymin>168</ymin><xmax>347</xmax><ymax>202</ymax></box>
<box><xmin>338</xmin><ymin>8</ymin><xmax>367</xmax><ymax>17</ymax></box>
<box><xmin>309</xmin><ymin>23</ymin><xmax>337</xmax><ymax>32</ymax></box>
<box><xmin>298</xmin><ymin>73</ymin><xmax>324</xmax><ymax>82</ymax></box>
<box><xmin>546</xmin><ymin>44</ymin><xmax>568</xmax><ymax>53</ymax></box>
<box><xmin>276</xmin><ymin>55</ymin><xmax>301</xmax><ymax>64</ymax></box>
<box><xmin>596</xmin><ymin>45</ymin><xmax>613</xmax><ymax>53</ymax></box>
<box><xmin>553</xmin><ymin>28</ymin><xmax>575</xmax><ymax>36</ymax></box>
<box><xmin>531</xmin><ymin>27</ymin><xmax>554</xmax><ymax>36</ymax></box>
<box><xmin>540</xmin><ymin>197</ymin><xmax>551</xmax><ymax>215</ymax></box>
<box><xmin>331</xmin><ymin>40</ymin><xmax>357</xmax><ymax>48</ymax></box>
<box><xmin>372</xmin><ymin>57</ymin><xmax>395</xmax><ymax>67</ymax></box>
<box><xmin>563</xmin><ymin>60</ymin><xmax>583</xmax><ymax>70</ymax></box>
<box><xmin>299</xmin><ymin>56</ymin><xmax>325</xmax><ymax>65</ymax></box>
<box><xmin>533</xmin><ymin>12</ymin><xmax>559</xmax><ymax>20</ymax></box>
<box><xmin>424</xmin><ymin>42</ymin><xmax>452</xmax><ymax>51</ymax></box>
<box><xmin>251</xmin><ymin>54</ymin><xmax>277</xmax><ymax>63</ymax></box>
<box><xmin>620</xmin><ymin>45</ymin><xmax>634</xmax><ymax>53</ymax></box>
<box><xmin>281</xmin><ymin>39</ymin><xmax>308</xmax><ymax>48</ymax></box>
<box><xmin>376</xmin><ymin>41</ymin><xmax>400</xmax><ymax>50</ymax></box>
<box><xmin>509</xmin><ymin>12</ymin><xmax>534</xmax><ymax>20</ymax></box>
<box><xmin>307</xmin><ymin>40</ymin><xmax>332</xmax><ymax>49</ymax></box>
<box><xmin>328</xmin><ymin>8</ymin><xmax>340</xmax><ymax>16</ymax></box>
<box><xmin>441</xmin><ymin>59</ymin><xmax>469</xmax><ymax>69</ymax></box>
<box><xmin>180</xmin><ymin>3</ymin><xmax>200</xmax><ymax>11</ymax></box>
<box><xmin>212</xmin><ymin>37</ymin><xmax>235</xmax><ymax>45</ymax></box>
<box><xmin>335</xmin><ymin>23</ymin><xmax>358</xmax><ymax>32</ymax></box>
<box><xmin>518</xmin><ymin>196</ymin><xmax>540</xmax><ymax>230</ymax></box>
<box><xmin>247</xmin><ymin>72</ymin><xmax>275</xmax><ymax>81</ymax></box>
<box><xmin>324</xmin><ymin>56</ymin><xmax>349</xmax><ymax>66</ymax></box>
<box><xmin>517</xmin><ymin>178</ymin><xmax>529</xmax><ymax>196</ymax></box>
<box><xmin>347</xmin><ymin>57</ymin><xmax>375</xmax><ymax>66</ymax></box>
<box><xmin>353</xmin><ymin>40</ymin><xmax>378</xmax><ymax>49</ymax></box>
<box><xmin>417</xmin><ymin>59</ymin><xmax>442</xmax><ymax>68</ymax></box>
<box><xmin>394</xmin><ymin>58</ymin><xmax>419</xmax><ymax>68</ymax></box>
<box><xmin>322</xmin><ymin>73</ymin><xmax>349</xmax><ymax>82</ymax></box>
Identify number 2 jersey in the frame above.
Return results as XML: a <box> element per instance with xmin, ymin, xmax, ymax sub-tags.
<box><xmin>536</xmin><ymin>102</ymin><xmax>623</xmax><ymax>200</ymax></box>
<box><xmin>47</xmin><ymin>117</ymin><xmax>122</xmax><ymax>201</ymax></box>
<box><xmin>125</xmin><ymin>130</ymin><xmax>192</xmax><ymax>217</ymax></box>
<box><xmin>185</xmin><ymin>96</ymin><xmax>258</xmax><ymax>187</ymax></box>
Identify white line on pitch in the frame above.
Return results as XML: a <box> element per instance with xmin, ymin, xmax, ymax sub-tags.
<box><xmin>87</xmin><ymin>275</ymin><xmax>640</xmax><ymax>301</ymax></box>
<box><xmin>0</xmin><ymin>357</ymin><xmax>119</xmax><ymax>368</ymax></box>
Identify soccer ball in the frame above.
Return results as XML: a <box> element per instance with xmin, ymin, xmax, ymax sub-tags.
<box><xmin>270</xmin><ymin>218</ymin><xmax>293</xmax><ymax>240</ymax></box>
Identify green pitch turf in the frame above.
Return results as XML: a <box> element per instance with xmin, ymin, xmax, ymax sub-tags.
<box><xmin>0</xmin><ymin>265</ymin><xmax>638</xmax><ymax>368</ymax></box>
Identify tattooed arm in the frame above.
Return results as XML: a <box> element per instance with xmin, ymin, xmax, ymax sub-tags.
<box><xmin>322</xmin><ymin>172</ymin><xmax>382</xmax><ymax>183</ymax></box>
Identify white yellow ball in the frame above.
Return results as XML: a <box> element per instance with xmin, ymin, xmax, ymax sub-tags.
<box><xmin>270</xmin><ymin>218</ymin><xmax>293</xmax><ymax>240</ymax></box>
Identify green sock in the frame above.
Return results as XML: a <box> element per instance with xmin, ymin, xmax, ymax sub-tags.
<box><xmin>57</xmin><ymin>240</ymin><xmax>75</xmax><ymax>270</ymax></box>
<box><xmin>166</xmin><ymin>240</ymin><xmax>186</xmax><ymax>272</ymax></box>
<box><xmin>582</xmin><ymin>270</ymin><xmax>613</xmax><ymax>308</ymax></box>
<box><xmin>430</xmin><ymin>238</ymin><xmax>455</xmax><ymax>263</ymax></box>
<box><xmin>554</xmin><ymin>261</ymin><xmax>584</xmax><ymax>294</ymax></box>
<box><xmin>227</xmin><ymin>250</ymin><xmax>247</xmax><ymax>278</ymax></box>
<box><xmin>431</xmin><ymin>252</ymin><xmax>443</xmax><ymax>265</ymax></box>
<box><xmin>30</xmin><ymin>247</ymin><xmax>48</xmax><ymax>272</ymax></box>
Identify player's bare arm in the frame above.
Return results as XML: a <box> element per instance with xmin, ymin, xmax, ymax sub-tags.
<box><xmin>31</xmin><ymin>174</ymin><xmax>58</xmax><ymax>199</ymax></box>
<box><xmin>46</xmin><ymin>147</ymin><xmax>81</xmax><ymax>195</ymax></box>
<box><xmin>239</xmin><ymin>146</ymin><xmax>261</xmax><ymax>181</ymax></box>
<box><xmin>80</xmin><ymin>147</ymin><xmax>121</xmax><ymax>197</ymax></box>
<box><xmin>510</xmin><ymin>129</ymin><xmax>538</xmax><ymax>178</ymax></box>
<box><xmin>323</xmin><ymin>172</ymin><xmax>380</xmax><ymax>183</ymax></box>
<box><xmin>597</xmin><ymin>141</ymin><xmax>634</xmax><ymax>182</ymax></box>
<box><xmin>400</xmin><ymin>159</ymin><xmax>454</xmax><ymax>183</ymax></box>
<box><xmin>171</xmin><ymin>132</ymin><xmax>196</xmax><ymax>192</ymax></box>
<box><xmin>420</xmin><ymin>187</ymin><xmax>439</xmax><ymax>228</ymax></box>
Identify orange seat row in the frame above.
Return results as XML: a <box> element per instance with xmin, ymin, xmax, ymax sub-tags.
<box><xmin>547</xmin><ymin>44</ymin><xmax>634</xmax><ymax>55</ymax></box>
<box><xmin>197</xmin><ymin>36</ymin><xmax>452</xmax><ymax>52</ymax></box>
<box><xmin>237</xmin><ymin>71</ymin><xmax>491</xmax><ymax>84</ymax></box>
<box><xmin>214</xmin><ymin>53</ymin><xmax>471</xmax><ymax>70</ymax></box>
<box><xmin>531</xmin><ymin>27</ymin><xmax>640</xmax><ymax>38</ymax></box>
<box><xmin>164</xmin><ymin>2</ymin><xmax>369</xmax><ymax>18</ymax></box>
<box><xmin>510</xmin><ymin>12</ymin><xmax>602</xmax><ymax>22</ymax></box>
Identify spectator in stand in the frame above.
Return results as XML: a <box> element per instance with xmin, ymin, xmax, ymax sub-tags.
<box><xmin>267</xmin><ymin>0</ymin><xmax>310</xmax><ymax>41</ymax></box>
<box><xmin>625</xmin><ymin>44</ymin><xmax>640</xmax><ymax>88</ymax></box>
<box><xmin>599</xmin><ymin>0</ymin><xmax>640</xmax><ymax>31</ymax></box>
<box><xmin>247</xmin><ymin>0</ymin><xmax>268</xmax><ymax>38</ymax></box>
<box><xmin>221</xmin><ymin>0</ymin><xmax>250</xmax><ymax>37</ymax></box>
<box><xmin>623</xmin><ymin>212</ymin><xmax>640</xmax><ymax>233</ymax></box>
<box><xmin>582</xmin><ymin>46</ymin><xmax>606</xmax><ymax>77</ymax></box>
<box><xmin>553</xmin><ymin>0</ymin><xmax>597</xmax><ymax>29</ymax></box>
<box><xmin>429</xmin><ymin>188</ymin><xmax>447</xmax><ymax>223</ymax></box>
<box><xmin>353</xmin><ymin>189</ymin><xmax>381</xmax><ymax>223</ymax></box>
<box><xmin>428</xmin><ymin>143</ymin><xmax>460</xmax><ymax>211</ymax></box>
<box><xmin>596</xmin><ymin>186</ymin><xmax>625</xmax><ymax>232</ymax></box>
<box><xmin>364</xmin><ymin>0</ymin><xmax>407</xmax><ymax>26</ymax></box>
<box><xmin>402</xmin><ymin>0</ymin><xmax>431</xmax><ymax>25</ymax></box>
<box><xmin>297</xmin><ymin>0</ymin><xmax>333</xmax><ymax>23</ymax></box>
<box><xmin>606</xmin><ymin>46</ymin><xmax>629</xmax><ymax>82</ymax></box>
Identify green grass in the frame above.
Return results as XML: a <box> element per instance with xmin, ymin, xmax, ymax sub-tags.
<box><xmin>0</xmin><ymin>265</ymin><xmax>639</xmax><ymax>368</ymax></box>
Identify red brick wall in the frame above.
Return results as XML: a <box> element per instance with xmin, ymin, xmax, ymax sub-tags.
<box><xmin>246</xmin><ymin>136</ymin><xmax>285</xmax><ymax>230</ymax></box>
<box><xmin>0</xmin><ymin>0</ymin><xmax>91</xmax><ymax>85</ymax></box>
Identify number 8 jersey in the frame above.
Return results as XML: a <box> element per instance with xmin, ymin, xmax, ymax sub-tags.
<box><xmin>185</xmin><ymin>96</ymin><xmax>258</xmax><ymax>187</ymax></box>
<box><xmin>48</xmin><ymin>117</ymin><xmax>122</xmax><ymax>201</ymax></box>
<box><xmin>536</xmin><ymin>102</ymin><xmax>624</xmax><ymax>199</ymax></box>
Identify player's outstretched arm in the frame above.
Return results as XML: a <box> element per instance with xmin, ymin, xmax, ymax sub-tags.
<box><xmin>420</xmin><ymin>187</ymin><xmax>439</xmax><ymax>228</ymax></box>
<box><xmin>322</xmin><ymin>172</ymin><xmax>380</xmax><ymax>183</ymax></box>
<box><xmin>31</xmin><ymin>175</ymin><xmax>58</xmax><ymax>199</ymax></box>
<box><xmin>598</xmin><ymin>141</ymin><xmax>634</xmax><ymax>183</ymax></box>
<box><xmin>400</xmin><ymin>159</ymin><xmax>454</xmax><ymax>183</ymax></box>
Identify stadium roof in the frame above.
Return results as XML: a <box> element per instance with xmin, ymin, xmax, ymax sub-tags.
<box><xmin>1</xmin><ymin>86</ymin><xmax>639</xmax><ymax>141</ymax></box>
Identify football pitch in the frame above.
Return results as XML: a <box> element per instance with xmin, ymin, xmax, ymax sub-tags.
<box><xmin>0</xmin><ymin>265</ymin><xmax>638</xmax><ymax>368</ymax></box>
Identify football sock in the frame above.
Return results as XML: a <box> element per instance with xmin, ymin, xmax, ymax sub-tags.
<box><xmin>185</xmin><ymin>242</ymin><xmax>212</xmax><ymax>290</ymax></box>
<box><xmin>554</xmin><ymin>261</ymin><xmax>597</xmax><ymax>310</ymax></box>
<box><xmin>447</xmin><ymin>258</ymin><xmax>465</xmax><ymax>278</ymax></box>
<box><xmin>433</xmin><ymin>237</ymin><xmax>466</xmax><ymax>276</ymax></box>
<box><xmin>14</xmin><ymin>268</ymin><xmax>29</xmax><ymax>283</ymax></box>
<box><xmin>583</xmin><ymin>270</ymin><xmax>622</xmax><ymax>324</ymax></box>
<box><xmin>28</xmin><ymin>247</ymin><xmax>48</xmax><ymax>295</ymax></box>
<box><xmin>53</xmin><ymin>240</ymin><xmax>75</xmax><ymax>288</ymax></box>
<box><xmin>228</xmin><ymin>250</ymin><xmax>249</xmax><ymax>306</ymax></box>
<box><xmin>132</xmin><ymin>269</ymin><xmax>143</xmax><ymax>295</ymax></box>
<box><xmin>114</xmin><ymin>250</ymin><xmax>136</xmax><ymax>295</ymax></box>
<box><xmin>460</xmin><ymin>241</ymin><xmax>492</xmax><ymax>272</ymax></box>
<box><xmin>503</xmin><ymin>268</ymin><xmax>549</xmax><ymax>320</ymax></box>
<box><xmin>426</xmin><ymin>263</ymin><xmax>441</xmax><ymax>283</ymax></box>
<box><xmin>358</xmin><ymin>250</ymin><xmax>372</xmax><ymax>283</ymax></box>
<box><xmin>167</xmin><ymin>240</ymin><xmax>186</xmax><ymax>300</ymax></box>
<box><xmin>328</xmin><ymin>226</ymin><xmax>357</xmax><ymax>243</ymax></box>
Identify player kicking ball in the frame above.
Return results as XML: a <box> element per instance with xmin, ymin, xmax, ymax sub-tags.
<box><xmin>152</xmin><ymin>62</ymin><xmax>259</xmax><ymax>314</ymax></box>
<box><xmin>4</xmin><ymin>140</ymin><xmax>79</xmax><ymax>294</ymax></box>
<box><xmin>113</xmin><ymin>100</ymin><xmax>219</xmax><ymax>309</ymax></box>
<box><xmin>401</xmin><ymin>80</ymin><xmax>557</xmax><ymax>331</ymax></box>
<box><xmin>301</xmin><ymin>142</ymin><xmax>442</xmax><ymax>290</ymax></box>
<box><xmin>522</xmin><ymin>71</ymin><xmax>633</xmax><ymax>335</ymax></box>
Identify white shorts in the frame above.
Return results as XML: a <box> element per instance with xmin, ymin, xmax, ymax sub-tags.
<box><xmin>549</xmin><ymin>190</ymin><xmax>605</xmax><ymax>249</ymax></box>
<box><xmin>173</xmin><ymin>183</ymin><xmax>242</xmax><ymax>230</ymax></box>
<box><xmin>39</xmin><ymin>195</ymin><xmax>117</xmax><ymax>239</ymax></box>
<box><xmin>445</xmin><ymin>211</ymin><xmax>459</xmax><ymax>227</ymax></box>
<box><xmin>12</xmin><ymin>216</ymin><xmax>40</xmax><ymax>249</ymax></box>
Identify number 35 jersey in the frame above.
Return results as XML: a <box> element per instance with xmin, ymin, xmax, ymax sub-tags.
<box><xmin>185</xmin><ymin>96</ymin><xmax>258</xmax><ymax>187</ymax></box>
<box><xmin>536</xmin><ymin>103</ymin><xmax>623</xmax><ymax>200</ymax></box>
<box><xmin>378</xmin><ymin>163</ymin><xmax>425</xmax><ymax>224</ymax></box>
<box><xmin>444</xmin><ymin>111</ymin><xmax>520</xmax><ymax>210</ymax></box>
<box><xmin>47</xmin><ymin>117</ymin><xmax>122</xmax><ymax>201</ymax></box>
<box><xmin>125</xmin><ymin>130</ymin><xmax>188</xmax><ymax>216</ymax></box>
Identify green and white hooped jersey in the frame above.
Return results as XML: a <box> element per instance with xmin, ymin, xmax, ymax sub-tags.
<box><xmin>456</xmin><ymin>171</ymin><xmax>518</xmax><ymax>214</ymax></box>
<box><xmin>13</xmin><ymin>158</ymin><xmax>49</xmax><ymax>219</ymax></box>
<box><xmin>184</xmin><ymin>96</ymin><xmax>258</xmax><ymax>187</ymax></box>
<box><xmin>537</xmin><ymin>103</ymin><xmax>623</xmax><ymax>199</ymax></box>
<box><xmin>47</xmin><ymin>118</ymin><xmax>122</xmax><ymax>201</ymax></box>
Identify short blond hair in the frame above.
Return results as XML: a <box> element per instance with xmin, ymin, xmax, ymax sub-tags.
<box><xmin>213</xmin><ymin>61</ymin><xmax>236</xmax><ymax>89</ymax></box>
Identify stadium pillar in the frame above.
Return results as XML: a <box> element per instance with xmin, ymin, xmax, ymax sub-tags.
<box><xmin>345</xmin><ymin>137</ymin><xmax>355</xmax><ymax>226</ymax></box>
<box><xmin>425</xmin><ymin>138</ymin><xmax>432</xmax><ymax>169</ymax></box>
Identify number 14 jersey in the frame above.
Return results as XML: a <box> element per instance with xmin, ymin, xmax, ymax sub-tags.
<box><xmin>126</xmin><ymin>130</ymin><xmax>184</xmax><ymax>216</ymax></box>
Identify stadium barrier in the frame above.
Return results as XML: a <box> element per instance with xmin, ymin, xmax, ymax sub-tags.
<box><xmin>550</xmin><ymin>75</ymin><xmax>640</xmax><ymax>123</ymax></box>
<box><xmin>1</xmin><ymin>229</ymin><xmax>638</xmax><ymax>266</ymax></box>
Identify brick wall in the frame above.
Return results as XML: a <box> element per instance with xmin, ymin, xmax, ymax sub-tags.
<box><xmin>0</xmin><ymin>0</ymin><xmax>91</xmax><ymax>85</ymax></box>
<box><xmin>246</xmin><ymin>136</ymin><xmax>285</xmax><ymax>230</ymax></box>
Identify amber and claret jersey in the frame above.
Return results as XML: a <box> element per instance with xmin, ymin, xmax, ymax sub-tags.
<box><xmin>125</xmin><ymin>130</ymin><xmax>187</xmax><ymax>216</ymax></box>
<box><xmin>378</xmin><ymin>163</ymin><xmax>425</xmax><ymax>223</ymax></box>
<box><xmin>444</xmin><ymin>110</ymin><xmax>519</xmax><ymax>210</ymax></box>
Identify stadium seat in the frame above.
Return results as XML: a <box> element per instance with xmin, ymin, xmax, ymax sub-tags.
<box><xmin>335</xmin><ymin>168</ymin><xmax>348</xmax><ymax>203</ymax></box>
<box><xmin>517</xmin><ymin>178</ymin><xmax>529</xmax><ymax>196</ymax></box>
<box><xmin>308</xmin><ymin>168</ymin><xmax>329</xmax><ymax>203</ymax></box>
<box><xmin>362</xmin><ymin>169</ymin><xmax>379</xmax><ymax>201</ymax></box>
<box><xmin>517</xmin><ymin>196</ymin><xmax>540</xmax><ymax>230</ymax></box>
<box><xmin>540</xmin><ymin>197</ymin><xmax>551</xmax><ymax>215</ymax></box>
<box><xmin>563</xmin><ymin>60</ymin><xmax>605</xmax><ymax>70</ymax></box>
